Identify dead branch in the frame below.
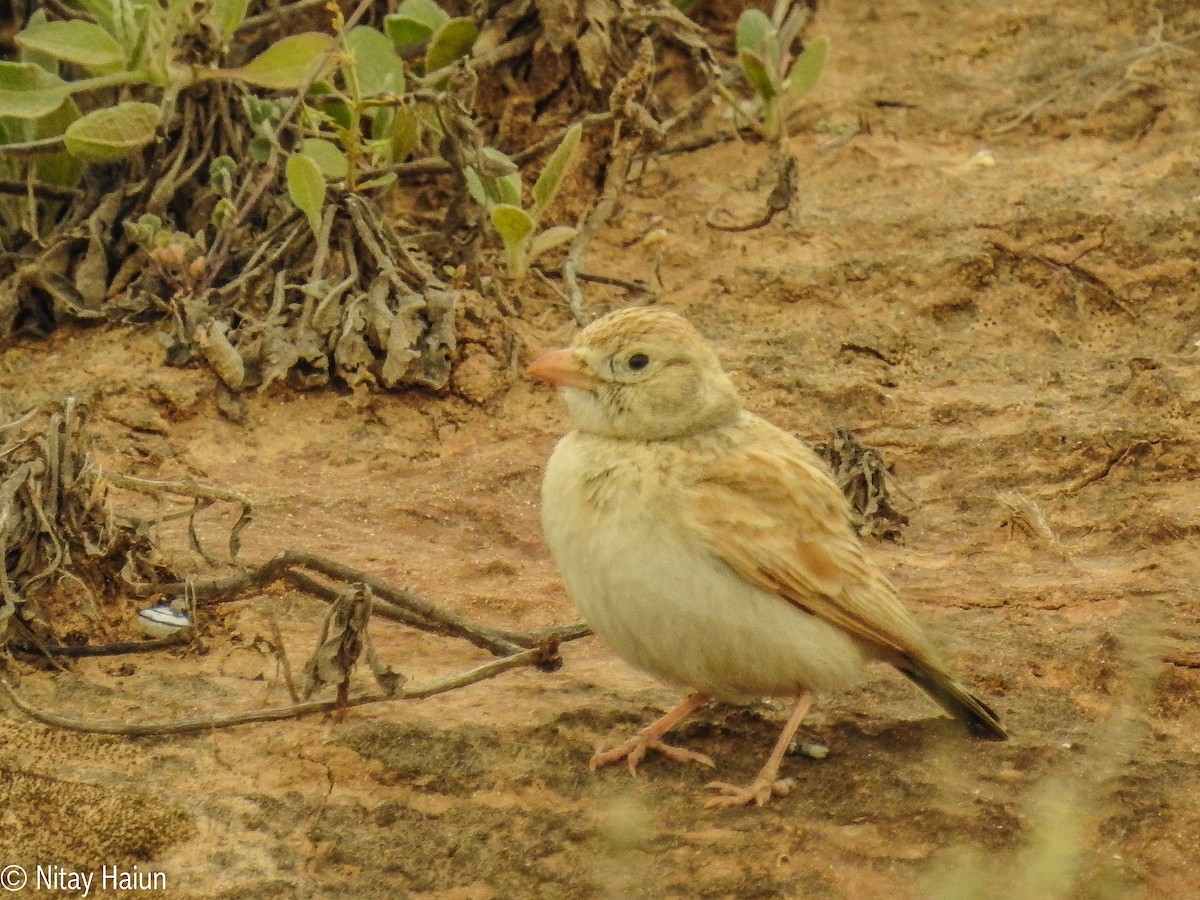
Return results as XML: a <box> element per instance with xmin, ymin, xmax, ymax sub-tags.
<box><xmin>10</xmin><ymin>634</ymin><xmax>189</xmax><ymax>658</ymax></box>
<box><xmin>131</xmin><ymin>549</ymin><xmax>581</xmax><ymax>658</ymax></box>
<box><xmin>533</xmin><ymin>267</ymin><xmax>654</xmax><ymax>295</ymax></box>
<box><xmin>0</xmin><ymin>646</ymin><xmax>556</xmax><ymax>736</ymax></box>
<box><xmin>0</xmin><ymin>180</ymin><xmax>84</xmax><ymax>201</ymax></box>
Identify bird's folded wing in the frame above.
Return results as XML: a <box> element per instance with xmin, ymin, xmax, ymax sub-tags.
<box><xmin>685</xmin><ymin>442</ymin><xmax>931</xmax><ymax>660</ymax></box>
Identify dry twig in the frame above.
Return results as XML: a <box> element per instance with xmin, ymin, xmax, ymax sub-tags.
<box><xmin>0</xmin><ymin>647</ymin><xmax>557</xmax><ymax>735</ymax></box>
<box><xmin>705</xmin><ymin>153</ymin><xmax>798</xmax><ymax>232</ymax></box>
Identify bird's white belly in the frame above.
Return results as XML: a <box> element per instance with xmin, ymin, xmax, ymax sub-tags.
<box><xmin>543</xmin><ymin>445</ymin><xmax>867</xmax><ymax>701</ymax></box>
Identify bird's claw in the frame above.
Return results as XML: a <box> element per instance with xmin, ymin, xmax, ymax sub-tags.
<box><xmin>590</xmin><ymin>736</ymin><xmax>716</xmax><ymax>774</ymax></box>
<box><xmin>703</xmin><ymin>776</ymin><xmax>795</xmax><ymax>808</ymax></box>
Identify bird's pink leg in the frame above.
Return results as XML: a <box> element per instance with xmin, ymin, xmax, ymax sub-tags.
<box><xmin>705</xmin><ymin>691</ymin><xmax>814</xmax><ymax>808</ymax></box>
<box><xmin>590</xmin><ymin>692</ymin><xmax>716</xmax><ymax>773</ymax></box>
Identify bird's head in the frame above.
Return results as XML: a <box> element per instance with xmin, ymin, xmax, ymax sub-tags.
<box><xmin>527</xmin><ymin>307</ymin><xmax>741</xmax><ymax>440</ymax></box>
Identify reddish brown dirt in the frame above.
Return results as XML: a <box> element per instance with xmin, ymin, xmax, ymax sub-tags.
<box><xmin>3</xmin><ymin>0</ymin><xmax>1200</xmax><ymax>897</ymax></box>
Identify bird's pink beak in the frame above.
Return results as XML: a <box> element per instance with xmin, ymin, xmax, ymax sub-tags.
<box><xmin>526</xmin><ymin>348</ymin><xmax>600</xmax><ymax>390</ymax></box>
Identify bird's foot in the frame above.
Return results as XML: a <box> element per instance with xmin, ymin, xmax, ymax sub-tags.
<box><xmin>703</xmin><ymin>776</ymin><xmax>795</xmax><ymax>808</ymax></box>
<box><xmin>590</xmin><ymin>735</ymin><xmax>716</xmax><ymax>774</ymax></box>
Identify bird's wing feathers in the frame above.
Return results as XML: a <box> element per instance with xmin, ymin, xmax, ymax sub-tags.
<box><xmin>684</xmin><ymin>425</ymin><xmax>932</xmax><ymax>661</ymax></box>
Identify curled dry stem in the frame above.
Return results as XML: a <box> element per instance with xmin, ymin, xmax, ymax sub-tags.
<box><xmin>106</xmin><ymin>472</ymin><xmax>253</xmax><ymax>561</ymax></box>
<box><xmin>705</xmin><ymin>152</ymin><xmax>797</xmax><ymax>232</ymax></box>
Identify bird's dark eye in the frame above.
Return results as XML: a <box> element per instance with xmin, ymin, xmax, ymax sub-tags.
<box><xmin>628</xmin><ymin>353</ymin><xmax>650</xmax><ymax>371</ymax></box>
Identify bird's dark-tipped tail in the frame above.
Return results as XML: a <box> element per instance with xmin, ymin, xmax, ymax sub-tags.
<box><xmin>900</xmin><ymin>657</ymin><xmax>1008</xmax><ymax>740</ymax></box>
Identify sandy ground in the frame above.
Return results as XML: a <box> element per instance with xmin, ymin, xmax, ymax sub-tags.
<box><xmin>3</xmin><ymin>0</ymin><xmax>1200</xmax><ymax>896</ymax></box>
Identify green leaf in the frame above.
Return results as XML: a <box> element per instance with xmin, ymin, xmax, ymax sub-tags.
<box><xmin>384</xmin><ymin>0</ymin><xmax>449</xmax><ymax>48</ymax></box>
<box><xmin>491</xmin><ymin>204</ymin><xmax>533</xmax><ymax>246</ymax></box>
<box><xmin>248</xmin><ymin>134</ymin><xmax>272</xmax><ymax>163</ymax></box>
<box><xmin>0</xmin><ymin>62</ymin><xmax>68</xmax><ymax>120</ymax></box>
<box><xmin>463</xmin><ymin>167</ymin><xmax>488</xmax><ymax>207</ymax></box>
<box><xmin>786</xmin><ymin>34</ymin><xmax>829</xmax><ymax>98</ymax></box>
<box><xmin>18</xmin><ymin>10</ymin><xmax>59</xmax><ymax>74</ymax></box>
<box><xmin>316</xmin><ymin>98</ymin><xmax>352</xmax><ymax>132</ymax></box>
<box><xmin>286</xmin><ymin>151</ymin><xmax>325</xmax><ymax>235</ymax></box>
<box><xmin>72</xmin><ymin>0</ymin><xmax>125</xmax><ymax>47</ymax></box>
<box><xmin>347</xmin><ymin>26</ymin><xmax>406</xmax><ymax>97</ymax></box>
<box><xmin>474</xmin><ymin>147</ymin><xmax>522</xmax><ymax>205</ymax></box>
<box><xmin>236</xmin><ymin>32</ymin><xmax>334</xmax><ymax>90</ymax></box>
<box><xmin>242</xmin><ymin>94</ymin><xmax>279</xmax><ymax>126</ymax></box>
<box><xmin>35</xmin><ymin>149</ymin><xmax>84</xmax><ymax>189</ymax></box>
<box><xmin>208</xmin><ymin>0</ymin><xmax>251</xmax><ymax>37</ymax></box>
<box><xmin>209</xmin><ymin>155</ymin><xmax>236</xmax><ymax>196</ymax></box>
<box><xmin>63</xmin><ymin>0</ymin><xmax>153</xmax><ymax>69</ymax></box>
<box><xmin>528</xmin><ymin>225</ymin><xmax>577</xmax><ymax>264</ymax></box>
<box><xmin>125</xmin><ymin>213</ymin><xmax>162</xmax><ymax>247</ymax></box>
<box><xmin>63</xmin><ymin>100</ymin><xmax>160</xmax><ymax>162</ymax></box>
<box><xmin>32</xmin><ymin>94</ymin><xmax>83</xmax><ymax>188</ymax></box>
<box><xmin>496</xmin><ymin>172</ymin><xmax>521</xmax><ymax>207</ymax></box>
<box><xmin>28</xmin><ymin>89</ymin><xmax>79</xmax><ymax>141</ymax></box>
<box><xmin>76</xmin><ymin>0</ymin><xmax>144</xmax><ymax>51</ymax></box>
<box><xmin>357</xmin><ymin>171</ymin><xmax>397</xmax><ymax>191</ymax></box>
<box><xmin>397</xmin><ymin>0</ymin><xmax>451</xmax><ymax>30</ymax></box>
<box><xmin>735</xmin><ymin>9</ymin><xmax>773</xmax><ymax>56</ymax></box>
<box><xmin>16</xmin><ymin>21</ymin><xmax>126</xmax><ymax>72</ymax></box>
<box><xmin>301</xmin><ymin>137</ymin><xmax>348</xmax><ymax>179</ymax></box>
<box><xmin>424</xmin><ymin>18</ymin><xmax>477</xmax><ymax>73</ymax></box>
<box><xmin>477</xmin><ymin>145</ymin><xmax>517</xmax><ymax>178</ymax></box>
<box><xmin>492</xmin><ymin>203</ymin><xmax>534</xmax><ymax>278</ymax></box>
<box><xmin>531</xmin><ymin>122</ymin><xmax>581</xmax><ymax>217</ymax></box>
<box><xmin>211</xmin><ymin>196</ymin><xmax>236</xmax><ymax>229</ymax></box>
<box><xmin>367</xmin><ymin>105</ymin><xmax>389</xmax><ymax>140</ymax></box>
<box><xmin>383</xmin><ymin>15</ymin><xmax>430</xmax><ymax>49</ymax></box>
<box><xmin>738</xmin><ymin>48</ymin><xmax>777</xmax><ymax>102</ymax></box>
<box><xmin>125</xmin><ymin>3</ymin><xmax>154</xmax><ymax>69</ymax></box>
<box><xmin>384</xmin><ymin>105</ymin><xmax>420</xmax><ymax>161</ymax></box>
